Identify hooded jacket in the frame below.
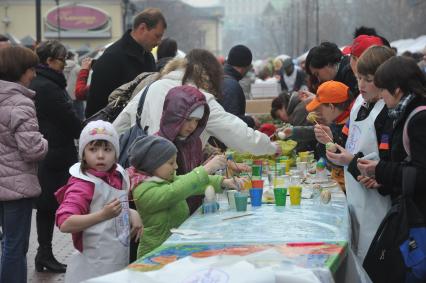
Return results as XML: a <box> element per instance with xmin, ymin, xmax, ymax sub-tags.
<box><xmin>158</xmin><ymin>86</ymin><xmax>209</xmax><ymax>175</ymax></box>
<box><xmin>0</xmin><ymin>80</ymin><xmax>48</xmax><ymax>200</ymax></box>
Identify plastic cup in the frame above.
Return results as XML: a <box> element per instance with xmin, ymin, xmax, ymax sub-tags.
<box><xmin>249</xmin><ymin>188</ymin><xmax>263</xmax><ymax>206</ymax></box>
<box><xmin>226</xmin><ymin>190</ymin><xmax>237</xmax><ymax>209</ymax></box>
<box><xmin>289</xmin><ymin>185</ymin><xmax>302</xmax><ymax>205</ymax></box>
<box><xmin>297</xmin><ymin>162</ymin><xmax>308</xmax><ymax>177</ymax></box>
<box><xmin>252</xmin><ymin>165</ymin><xmax>262</xmax><ymax>177</ymax></box>
<box><xmin>251</xmin><ymin>179</ymin><xmax>264</xmax><ymax>189</ymax></box>
<box><xmin>273</xmin><ymin>188</ymin><xmax>287</xmax><ymax>206</ymax></box>
<box><xmin>273</xmin><ymin>177</ymin><xmax>285</xmax><ymax>188</ymax></box>
<box><xmin>298</xmin><ymin>152</ymin><xmax>310</xmax><ymax>162</ymax></box>
<box><xmin>284</xmin><ymin>160</ymin><xmax>291</xmax><ymax>173</ymax></box>
<box><xmin>234</xmin><ymin>192</ymin><xmax>248</xmax><ymax>212</ymax></box>
<box><xmin>242</xmin><ymin>179</ymin><xmax>252</xmax><ymax>190</ymax></box>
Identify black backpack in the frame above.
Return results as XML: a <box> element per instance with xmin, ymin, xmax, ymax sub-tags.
<box><xmin>83</xmin><ymin>72</ymin><xmax>153</xmax><ymax>127</ymax></box>
<box><xmin>118</xmin><ymin>83</ymin><xmax>152</xmax><ymax>168</ymax></box>
<box><xmin>363</xmin><ymin>167</ymin><xmax>426</xmax><ymax>283</ymax></box>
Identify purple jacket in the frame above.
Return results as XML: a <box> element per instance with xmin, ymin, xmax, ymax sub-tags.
<box><xmin>0</xmin><ymin>80</ymin><xmax>48</xmax><ymax>201</ymax></box>
<box><xmin>158</xmin><ymin>86</ymin><xmax>210</xmax><ymax>175</ymax></box>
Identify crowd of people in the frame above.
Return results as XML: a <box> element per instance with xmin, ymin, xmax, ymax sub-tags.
<box><xmin>0</xmin><ymin>6</ymin><xmax>426</xmax><ymax>283</ymax></box>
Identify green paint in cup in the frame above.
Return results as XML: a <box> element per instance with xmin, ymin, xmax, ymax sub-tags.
<box><xmin>273</xmin><ymin>188</ymin><xmax>287</xmax><ymax>206</ymax></box>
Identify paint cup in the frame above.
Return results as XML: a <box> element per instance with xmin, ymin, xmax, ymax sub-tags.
<box><xmin>252</xmin><ymin>164</ymin><xmax>262</xmax><ymax>177</ymax></box>
<box><xmin>289</xmin><ymin>185</ymin><xmax>302</xmax><ymax>205</ymax></box>
<box><xmin>284</xmin><ymin>160</ymin><xmax>291</xmax><ymax>173</ymax></box>
<box><xmin>251</xmin><ymin>179</ymin><xmax>264</xmax><ymax>189</ymax></box>
<box><xmin>226</xmin><ymin>190</ymin><xmax>237</xmax><ymax>209</ymax></box>
<box><xmin>242</xmin><ymin>179</ymin><xmax>252</xmax><ymax>190</ymax></box>
<box><xmin>297</xmin><ymin>162</ymin><xmax>308</xmax><ymax>178</ymax></box>
<box><xmin>298</xmin><ymin>151</ymin><xmax>310</xmax><ymax>162</ymax></box>
<box><xmin>274</xmin><ymin>188</ymin><xmax>287</xmax><ymax>206</ymax></box>
<box><xmin>273</xmin><ymin>177</ymin><xmax>285</xmax><ymax>188</ymax></box>
<box><xmin>202</xmin><ymin>200</ymin><xmax>219</xmax><ymax>214</ymax></box>
<box><xmin>249</xmin><ymin>188</ymin><xmax>263</xmax><ymax>206</ymax></box>
<box><xmin>234</xmin><ymin>192</ymin><xmax>248</xmax><ymax>212</ymax></box>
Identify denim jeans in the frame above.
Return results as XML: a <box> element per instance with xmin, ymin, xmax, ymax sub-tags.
<box><xmin>0</xmin><ymin>198</ymin><xmax>33</xmax><ymax>283</ymax></box>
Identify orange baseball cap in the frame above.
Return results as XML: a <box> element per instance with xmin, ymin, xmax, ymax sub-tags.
<box><xmin>306</xmin><ymin>81</ymin><xmax>350</xmax><ymax>112</ymax></box>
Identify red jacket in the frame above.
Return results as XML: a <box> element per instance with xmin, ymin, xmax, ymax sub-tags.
<box><xmin>75</xmin><ymin>69</ymin><xmax>90</xmax><ymax>101</ymax></box>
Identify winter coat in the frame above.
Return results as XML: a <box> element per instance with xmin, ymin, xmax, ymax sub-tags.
<box><xmin>158</xmin><ymin>86</ymin><xmax>210</xmax><ymax>214</ymax></box>
<box><xmin>63</xmin><ymin>60</ymin><xmax>81</xmax><ymax>100</ymax></box>
<box><xmin>30</xmin><ymin>65</ymin><xmax>82</xmax><ymax>210</ymax></box>
<box><xmin>130</xmin><ymin>166</ymin><xmax>223</xmax><ymax>258</ymax></box>
<box><xmin>113</xmin><ymin>69</ymin><xmax>276</xmax><ymax>156</ymax></box>
<box><xmin>279</xmin><ymin>68</ymin><xmax>306</xmax><ymax>92</ymax></box>
<box><xmin>86</xmin><ymin>30</ymin><xmax>156</xmax><ymax>117</ymax></box>
<box><xmin>220</xmin><ymin>64</ymin><xmax>255</xmax><ymax>128</ymax></box>
<box><xmin>375</xmin><ymin>96</ymin><xmax>426</xmax><ymax>217</ymax></box>
<box><xmin>0</xmin><ymin>80</ymin><xmax>48</xmax><ymax>201</ymax></box>
<box><xmin>158</xmin><ymin>86</ymin><xmax>209</xmax><ymax>175</ymax></box>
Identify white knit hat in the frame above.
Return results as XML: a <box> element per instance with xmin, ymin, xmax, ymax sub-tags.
<box><xmin>78</xmin><ymin>120</ymin><xmax>120</xmax><ymax>159</ymax></box>
<box><xmin>189</xmin><ymin>105</ymin><xmax>205</xmax><ymax>119</ymax></box>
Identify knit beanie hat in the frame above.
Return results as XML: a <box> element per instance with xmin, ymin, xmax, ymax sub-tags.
<box><xmin>128</xmin><ymin>135</ymin><xmax>177</xmax><ymax>174</ymax></box>
<box><xmin>227</xmin><ymin>45</ymin><xmax>252</xmax><ymax>67</ymax></box>
<box><xmin>79</xmin><ymin>120</ymin><xmax>120</xmax><ymax>159</ymax></box>
<box><xmin>189</xmin><ymin>105</ymin><xmax>205</xmax><ymax>119</ymax></box>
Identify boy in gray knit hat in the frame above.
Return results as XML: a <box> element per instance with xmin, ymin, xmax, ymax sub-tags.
<box><xmin>126</xmin><ymin>135</ymin><xmax>243</xmax><ymax>258</ymax></box>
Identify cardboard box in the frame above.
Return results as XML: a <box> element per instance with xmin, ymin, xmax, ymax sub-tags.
<box><xmin>246</xmin><ymin>98</ymin><xmax>273</xmax><ymax>114</ymax></box>
<box><xmin>251</xmin><ymin>82</ymin><xmax>280</xmax><ymax>99</ymax></box>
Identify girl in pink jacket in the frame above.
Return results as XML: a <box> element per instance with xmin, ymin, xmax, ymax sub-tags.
<box><xmin>55</xmin><ymin>120</ymin><xmax>142</xmax><ymax>283</ymax></box>
<box><xmin>0</xmin><ymin>46</ymin><xmax>48</xmax><ymax>283</ymax></box>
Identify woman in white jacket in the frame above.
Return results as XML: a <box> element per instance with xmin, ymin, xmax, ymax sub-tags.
<box><xmin>113</xmin><ymin>49</ymin><xmax>279</xmax><ymax>156</ymax></box>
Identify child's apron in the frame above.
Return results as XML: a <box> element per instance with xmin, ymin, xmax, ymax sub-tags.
<box><xmin>344</xmin><ymin>96</ymin><xmax>391</xmax><ymax>262</ymax></box>
<box><xmin>65</xmin><ymin>163</ymin><xmax>130</xmax><ymax>283</ymax></box>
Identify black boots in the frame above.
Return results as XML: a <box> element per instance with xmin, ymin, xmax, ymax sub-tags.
<box><xmin>35</xmin><ymin>246</ymin><xmax>66</xmax><ymax>273</ymax></box>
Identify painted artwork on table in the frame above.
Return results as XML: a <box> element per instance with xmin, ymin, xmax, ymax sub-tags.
<box><xmin>129</xmin><ymin>242</ymin><xmax>347</xmax><ymax>274</ymax></box>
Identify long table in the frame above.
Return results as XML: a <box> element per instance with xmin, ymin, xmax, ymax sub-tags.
<box><xmin>86</xmin><ymin>183</ymin><xmax>351</xmax><ymax>282</ymax></box>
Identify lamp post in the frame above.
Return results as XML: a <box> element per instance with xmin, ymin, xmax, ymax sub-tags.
<box><xmin>55</xmin><ymin>0</ymin><xmax>61</xmax><ymax>40</ymax></box>
<box><xmin>36</xmin><ymin>0</ymin><xmax>41</xmax><ymax>43</ymax></box>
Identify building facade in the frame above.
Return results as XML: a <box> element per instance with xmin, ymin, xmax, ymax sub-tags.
<box><xmin>0</xmin><ymin>0</ymin><xmax>123</xmax><ymax>49</ymax></box>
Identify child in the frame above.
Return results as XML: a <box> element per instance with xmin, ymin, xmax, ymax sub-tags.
<box><xmin>305</xmin><ymin>80</ymin><xmax>355</xmax><ymax>190</ymax></box>
<box><xmin>158</xmin><ymin>85</ymin><xmax>217</xmax><ymax>214</ymax></box>
<box><xmin>55</xmin><ymin>120</ymin><xmax>142</xmax><ymax>283</ymax></box>
<box><xmin>326</xmin><ymin>46</ymin><xmax>395</xmax><ymax>261</ymax></box>
<box><xmin>127</xmin><ymin>135</ymin><xmax>241</xmax><ymax>258</ymax></box>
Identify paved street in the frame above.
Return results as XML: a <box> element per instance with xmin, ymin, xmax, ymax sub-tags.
<box><xmin>2</xmin><ymin>209</ymin><xmax>74</xmax><ymax>283</ymax></box>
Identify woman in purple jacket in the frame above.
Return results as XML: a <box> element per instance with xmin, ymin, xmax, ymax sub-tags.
<box><xmin>0</xmin><ymin>46</ymin><xmax>48</xmax><ymax>283</ymax></box>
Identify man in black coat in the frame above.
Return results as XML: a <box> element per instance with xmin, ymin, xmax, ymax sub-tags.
<box><xmin>220</xmin><ymin>45</ymin><xmax>259</xmax><ymax>129</ymax></box>
<box><xmin>86</xmin><ymin>8</ymin><xmax>167</xmax><ymax>117</ymax></box>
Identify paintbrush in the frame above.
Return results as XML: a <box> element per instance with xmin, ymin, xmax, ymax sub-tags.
<box><xmin>307</xmin><ymin>113</ymin><xmax>334</xmax><ymax>143</ymax></box>
<box><xmin>222</xmin><ymin>213</ymin><xmax>254</xmax><ymax>221</ymax></box>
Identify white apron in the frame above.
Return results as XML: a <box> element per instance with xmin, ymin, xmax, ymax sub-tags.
<box><xmin>344</xmin><ymin>96</ymin><xmax>391</xmax><ymax>262</ymax></box>
<box><xmin>65</xmin><ymin>163</ymin><xmax>130</xmax><ymax>283</ymax></box>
